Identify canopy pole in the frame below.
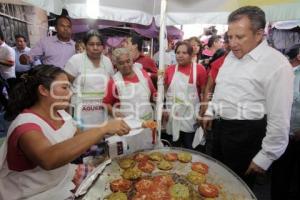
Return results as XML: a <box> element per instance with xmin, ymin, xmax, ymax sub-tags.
<box><xmin>150</xmin><ymin>38</ymin><xmax>154</xmax><ymax>58</ymax></box>
<box><xmin>155</xmin><ymin>0</ymin><xmax>167</xmax><ymax>148</ymax></box>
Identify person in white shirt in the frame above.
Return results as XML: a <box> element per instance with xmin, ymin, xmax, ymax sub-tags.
<box><xmin>13</xmin><ymin>34</ymin><xmax>40</xmax><ymax>78</ymax></box>
<box><xmin>202</xmin><ymin>6</ymin><xmax>294</xmax><ymax>188</ymax></box>
<box><xmin>0</xmin><ymin>29</ymin><xmax>16</xmax><ymax>87</ymax></box>
<box><xmin>64</xmin><ymin>29</ymin><xmax>114</xmax><ymax>130</ymax></box>
<box><xmin>271</xmin><ymin>44</ymin><xmax>300</xmax><ymax>200</ymax></box>
<box><xmin>153</xmin><ymin>38</ymin><xmax>176</xmax><ymax>67</ymax></box>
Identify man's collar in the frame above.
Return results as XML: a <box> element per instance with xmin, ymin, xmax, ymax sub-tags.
<box><xmin>228</xmin><ymin>40</ymin><xmax>268</xmax><ymax>61</ymax></box>
<box><xmin>16</xmin><ymin>46</ymin><xmax>28</xmax><ymax>52</ymax></box>
<box><xmin>293</xmin><ymin>65</ymin><xmax>300</xmax><ymax>72</ymax></box>
<box><xmin>54</xmin><ymin>35</ymin><xmax>73</xmax><ymax>44</ymax></box>
<box><xmin>247</xmin><ymin>40</ymin><xmax>267</xmax><ymax>61</ymax></box>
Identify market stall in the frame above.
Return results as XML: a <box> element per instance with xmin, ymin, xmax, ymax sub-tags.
<box><xmin>23</xmin><ymin>0</ymin><xmax>300</xmax><ymax>145</ymax></box>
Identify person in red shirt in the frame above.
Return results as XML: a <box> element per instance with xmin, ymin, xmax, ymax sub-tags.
<box><xmin>200</xmin><ymin>32</ymin><xmax>230</xmax><ymax>118</ymax></box>
<box><xmin>103</xmin><ymin>48</ymin><xmax>156</xmax><ymax>120</ymax></box>
<box><xmin>164</xmin><ymin>41</ymin><xmax>207</xmax><ymax>149</ymax></box>
<box><xmin>122</xmin><ymin>35</ymin><xmax>158</xmax><ymax>86</ymax></box>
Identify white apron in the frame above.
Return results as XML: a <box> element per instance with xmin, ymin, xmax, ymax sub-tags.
<box><xmin>71</xmin><ymin>54</ymin><xmax>110</xmax><ymax>130</ymax></box>
<box><xmin>0</xmin><ymin>110</ymin><xmax>77</xmax><ymax>200</ymax></box>
<box><xmin>166</xmin><ymin>63</ymin><xmax>200</xmax><ymax>141</ymax></box>
<box><xmin>113</xmin><ymin>66</ymin><xmax>153</xmax><ymax>120</ymax></box>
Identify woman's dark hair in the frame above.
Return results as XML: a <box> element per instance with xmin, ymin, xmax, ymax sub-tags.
<box><xmin>175</xmin><ymin>41</ymin><xmax>193</xmax><ymax>56</ymax></box>
<box><xmin>83</xmin><ymin>29</ymin><xmax>104</xmax><ymax>46</ymax></box>
<box><xmin>207</xmin><ymin>35</ymin><xmax>221</xmax><ymax>48</ymax></box>
<box><xmin>4</xmin><ymin>65</ymin><xmax>66</xmax><ymax>121</ymax></box>
<box><xmin>130</xmin><ymin>35</ymin><xmax>143</xmax><ymax>52</ymax></box>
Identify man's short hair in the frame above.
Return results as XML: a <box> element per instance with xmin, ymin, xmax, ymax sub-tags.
<box><xmin>55</xmin><ymin>15</ymin><xmax>72</xmax><ymax>26</ymax></box>
<box><xmin>15</xmin><ymin>34</ymin><xmax>27</xmax><ymax>42</ymax></box>
<box><xmin>285</xmin><ymin>44</ymin><xmax>300</xmax><ymax>60</ymax></box>
<box><xmin>130</xmin><ymin>35</ymin><xmax>143</xmax><ymax>52</ymax></box>
<box><xmin>228</xmin><ymin>6</ymin><xmax>266</xmax><ymax>32</ymax></box>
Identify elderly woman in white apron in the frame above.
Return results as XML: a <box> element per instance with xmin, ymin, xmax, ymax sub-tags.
<box><xmin>164</xmin><ymin>41</ymin><xmax>207</xmax><ymax>149</ymax></box>
<box><xmin>65</xmin><ymin>30</ymin><xmax>114</xmax><ymax>130</ymax></box>
<box><xmin>0</xmin><ymin>65</ymin><xmax>130</xmax><ymax>200</ymax></box>
<box><xmin>103</xmin><ymin>48</ymin><xmax>156</xmax><ymax>121</ymax></box>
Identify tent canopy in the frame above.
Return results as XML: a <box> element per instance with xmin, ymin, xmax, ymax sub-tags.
<box><xmin>23</xmin><ymin>0</ymin><xmax>300</xmax><ymax>25</ymax></box>
<box><xmin>272</xmin><ymin>20</ymin><xmax>300</xmax><ymax>30</ymax></box>
<box><xmin>71</xmin><ymin>19</ymin><xmax>183</xmax><ymax>39</ymax></box>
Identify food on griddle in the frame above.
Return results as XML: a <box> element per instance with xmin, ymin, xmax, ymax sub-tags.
<box><xmin>153</xmin><ymin>175</ymin><xmax>175</xmax><ymax>188</ymax></box>
<box><xmin>107</xmin><ymin>191</ymin><xmax>127</xmax><ymax>200</ymax></box>
<box><xmin>110</xmin><ymin>178</ymin><xmax>132</xmax><ymax>192</ymax></box>
<box><xmin>135</xmin><ymin>179</ymin><xmax>154</xmax><ymax>192</ymax></box>
<box><xmin>157</xmin><ymin>159</ymin><xmax>173</xmax><ymax>170</ymax></box>
<box><xmin>164</xmin><ymin>152</ymin><xmax>178</xmax><ymax>162</ymax></box>
<box><xmin>177</xmin><ymin>152</ymin><xmax>192</xmax><ymax>163</ymax></box>
<box><xmin>133</xmin><ymin>153</ymin><xmax>149</xmax><ymax>162</ymax></box>
<box><xmin>118</xmin><ymin>158</ymin><xmax>136</xmax><ymax>169</ymax></box>
<box><xmin>137</xmin><ymin>160</ymin><xmax>155</xmax><ymax>173</ymax></box>
<box><xmin>198</xmin><ymin>183</ymin><xmax>219</xmax><ymax>198</ymax></box>
<box><xmin>122</xmin><ymin>168</ymin><xmax>142</xmax><ymax>180</ymax></box>
<box><xmin>133</xmin><ymin>175</ymin><xmax>174</xmax><ymax>200</ymax></box>
<box><xmin>191</xmin><ymin>162</ymin><xmax>209</xmax><ymax>174</ymax></box>
<box><xmin>169</xmin><ymin>183</ymin><xmax>190</xmax><ymax>200</ymax></box>
<box><xmin>149</xmin><ymin>152</ymin><xmax>163</xmax><ymax>161</ymax></box>
<box><xmin>186</xmin><ymin>171</ymin><xmax>206</xmax><ymax>185</ymax></box>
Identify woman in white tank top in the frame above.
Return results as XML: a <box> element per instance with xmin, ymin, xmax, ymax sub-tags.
<box><xmin>0</xmin><ymin>65</ymin><xmax>130</xmax><ymax>200</ymax></box>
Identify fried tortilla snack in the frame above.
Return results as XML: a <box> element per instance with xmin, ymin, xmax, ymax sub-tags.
<box><xmin>110</xmin><ymin>178</ymin><xmax>132</xmax><ymax>192</ymax></box>
<box><xmin>149</xmin><ymin>152</ymin><xmax>164</xmax><ymax>161</ymax></box>
<box><xmin>133</xmin><ymin>153</ymin><xmax>149</xmax><ymax>162</ymax></box>
<box><xmin>198</xmin><ymin>183</ymin><xmax>219</xmax><ymax>198</ymax></box>
<box><xmin>157</xmin><ymin>159</ymin><xmax>173</xmax><ymax>171</ymax></box>
<box><xmin>118</xmin><ymin>158</ymin><xmax>136</xmax><ymax>169</ymax></box>
<box><xmin>191</xmin><ymin>162</ymin><xmax>209</xmax><ymax>174</ymax></box>
<box><xmin>135</xmin><ymin>179</ymin><xmax>154</xmax><ymax>192</ymax></box>
<box><xmin>122</xmin><ymin>168</ymin><xmax>142</xmax><ymax>180</ymax></box>
<box><xmin>186</xmin><ymin>171</ymin><xmax>206</xmax><ymax>185</ymax></box>
<box><xmin>177</xmin><ymin>152</ymin><xmax>192</xmax><ymax>163</ymax></box>
<box><xmin>169</xmin><ymin>183</ymin><xmax>190</xmax><ymax>200</ymax></box>
<box><xmin>137</xmin><ymin>160</ymin><xmax>155</xmax><ymax>173</ymax></box>
<box><xmin>164</xmin><ymin>152</ymin><xmax>178</xmax><ymax>162</ymax></box>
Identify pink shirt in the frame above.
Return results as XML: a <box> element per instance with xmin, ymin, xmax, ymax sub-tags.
<box><xmin>29</xmin><ymin>35</ymin><xmax>75</xmax><ymax>69</ymax></box>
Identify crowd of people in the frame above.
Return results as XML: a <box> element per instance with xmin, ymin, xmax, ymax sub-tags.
<box><xmin>0</xmin><ymin>5</ymin><xmax>299</xmax><ymax>200</ymax></box>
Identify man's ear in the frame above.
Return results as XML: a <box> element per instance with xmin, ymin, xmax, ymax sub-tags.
<box><xmin>255</xmin><ymin>29</ymin><xmax>264</xmax><ymax>42</ymax></box>
<box><xmin>38</xmin><ymin>85</ymin><xmax>49</xmax><ymax>97</ymax></box>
